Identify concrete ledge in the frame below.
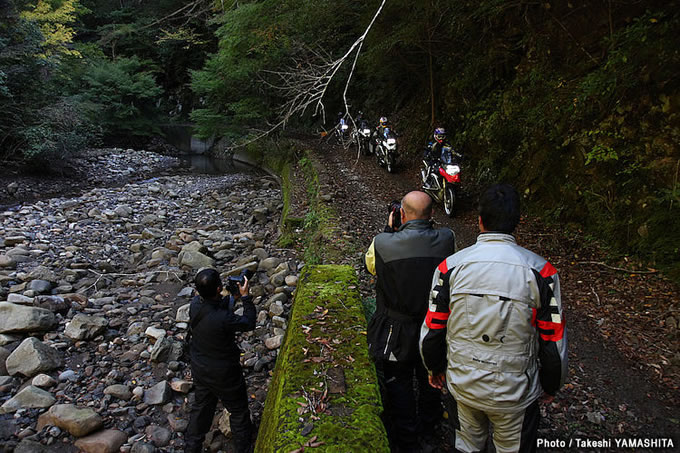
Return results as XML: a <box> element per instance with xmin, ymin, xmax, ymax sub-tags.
<box><xmin>255</xmin><ymin>265</ymin><xmax>388</xmax><ymax>452</ymax></box>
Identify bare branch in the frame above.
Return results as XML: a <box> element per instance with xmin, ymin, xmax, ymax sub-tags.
<box><xmin>228</xmin><ymin>0</ymin><xmax>387</xmax><ymax>149</ymax></box>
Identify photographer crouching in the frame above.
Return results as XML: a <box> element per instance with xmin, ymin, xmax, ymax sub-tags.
<box><xmin>185</xmin><ymin>268</ymin><xmax>255</xmax><ymax>453</ymax></box>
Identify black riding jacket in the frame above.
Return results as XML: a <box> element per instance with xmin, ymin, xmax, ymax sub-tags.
<box><xmin>189</xmin><ymin>294</ymin><xmax>256</xmax><ymax>369</ymax></box>
<box><xmin>365</xmin><ymin>219</ymin><xmax>455</xmax><ymax>362</ymax></box>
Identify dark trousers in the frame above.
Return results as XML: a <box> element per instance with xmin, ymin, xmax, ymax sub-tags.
<box><xmin>185</xmin><ymin>362</ymin><xmax>253</xmax><ymax>453</ymax></box>
<box><xmin>379</xmin><ymin>359</ymin><xmax>443</xmax><ymax>452</ymax></box>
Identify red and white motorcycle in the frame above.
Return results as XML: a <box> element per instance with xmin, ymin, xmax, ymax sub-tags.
<box><xmin>422</xmin><ymin>145</ymin><xmax>461</xmax><ymax>217</ymax></box>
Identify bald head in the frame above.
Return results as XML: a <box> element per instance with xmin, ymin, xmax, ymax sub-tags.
<box><xmin>401</xmin><ymin>191</ymin><xmax>433</xmax><ymax>221</ymax></box>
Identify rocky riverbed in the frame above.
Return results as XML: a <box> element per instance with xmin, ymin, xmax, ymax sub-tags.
<box><xmin>0</xmin><ymin>150</ymin><xmax>297</xmax><ymax>452</ymax></box>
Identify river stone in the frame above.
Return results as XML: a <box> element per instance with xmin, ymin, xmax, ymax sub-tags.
<box><xmin>132</xmin><ymin>441</ymin><xmax>157</xmax><ymax>453</ymax></box>
<box><xmin>150</xmin><ymin>337</ymin><xmax>183</xmax><ymax>363</ymax></box>
<box><xmin>104</xmin><ymin>384</ymin><xmax>132</xmax><ymax>400</ymax></box>
<box><xmin>65</xmin><ymin>314</ymin><xmax>108</xmax><ymax>340</ymax></box>
<box><xmin>0</xmin><ymin>255</ymin><xmax>16</xmax><ymax>269</ymax></box>
<box><xmin>127</xmin><ymin>321</ymin><xmax>147</xmax><ymax>336</ymax></box>
<box><xmin>0</xmin><ymin>333</ymin><xmax>20</xmax><ymax>346</ymax></box>
<box><xmin>27</xmin><ymin>266</ymin><xmax>57</xmax><ymax>283</ymax></box>
<box><xmin>167</xmin><ymin>414</ymin><xmax>189</xmax><ymax>433</ymax></box>
<box><xmin>176</xmin><ymin>303</ymin><xmax>191</xmax><ymax>323</ymax></box>
<box><xmin>114</xmin><ymin>205</ymin><xmax>133</xmax><ymax>218</ymax></box>
<box><xmin>0</xmin><ymin>346</ymin><xmax>9</xmax><ymax>375</ymax></box>
<box><xmin>144</xmin><ymin>381</ymin><xmax>171</xmax><ymax>405</ymax></box>
<box><xmin>151</xmin><ymin>248</ymin><xmax>175</xmax><ymax>261</ymax></box>
<box><xmin>269</xmin><ymin>301</ymin><xmax>284</xmax><ymax>317</ymax></box>
<box><xmin>37</xmin><ymin>404</ymin><xmax>103</xmax><ymax>437</ymax></box>
<box><xmin>145</xmin><ymin>326</ymin><xmax>166</xmax><ymax>341</ymax></box>
<box><xmin>6</xmin><ymin>294</ymin><xmax>33</xmax><ymax>305</ymax></box>
<box><xmin>27</xmin><ymin>280</ymin><xmax>52</xmax><ymax>295</ymax></box>
<box><xmin>0</xmin><ymin>303</ymin><xmax>56</xmax><ymax>334</ymax></box>
<box><xmin>265</xmin><ymin>335</ymin><xmax>284</xmax><ymax>350</ymax></box>
<box><xmin>3</xmin><ymin>236</ymin><xmax>26</xmax><ymax>246</ymax></box>
<box><xmin>266</xmin><ymin>293</ymin><xmax>288</xmax><ymax>307</ymax></box>
<box><xmin>271</xmin><ymin>270</ymin><xmax>289</xmax><ymax>287</ymax></box>
<box><xmin>74</xmin><ymin>429</ymin><xmax>128</xmax><ymax>453</ymax></box>
<box><xmin>6</xmin><ymin>337</ymin><xmax>63</xmax><ymax>377</ymax></box>
<box><xmin>258</xmin><ymin>257</ymin><xmax>281</xmax><ymax>273</ymax></box>
<box><xmin>218</xmin><ymin>409</ymin><xmax>231</xmax><ymax>436</ymax></box>
<box><xmin>32</xmin><ymin>374</ymin><xmax>57</xmax><ymax>388</ymax></box>
<box><xmin>178</xmin><ymin>250</ymin><xmax>214</xmax><ymax>269</ymax></box>
<box><xmin>252</xmin><ymin>248</ymin><xmax>268</xmax><ymax>261</ymax></box>
<box><xmin>0</xmin><ymin>386</ymin><xmax>55</xmax><ymax>414</ymax></box>
<box><xmin>181</xmin><ymin>241</ymin><xmax>207</xmax><ymax>254</ymax></box>
<box><xmin>145</xmin><ymin>425</ymin><xmax>172</xmax><ymax>447</ymax></box>
<box><xmin>15</xmin><ymin>440</ymin><xmax>50</xmax><ymax>453</ymax></box>
<box><xmin>285</xmin><ymin>275</ymin><xmax>298</xmax><ymax>286</ymax></box>
<box><xmin>33</xmin><ymin>295</ymin><xmax>69</xmax><ymax>314</ymax></box>
<box><xmin>169</xmin><ymin>379</ymin><xmax>192</xmax><ymax>394</ymax></box>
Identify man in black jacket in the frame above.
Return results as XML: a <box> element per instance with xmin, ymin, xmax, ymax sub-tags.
<box><xmin>365</xmin><ymin>191</ymin><xmax>456</xmax><ymax>452</ymax></box>
<box><xmin>184</xmin><ymin>268</ymin><xmax>256</xmax><ymax>453</ymax></box>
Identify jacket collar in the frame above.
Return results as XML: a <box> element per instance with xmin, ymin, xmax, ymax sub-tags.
<box><xmin>397</xmin><ymin>219</ymin><xmax>433</xmax><ymax>231</ymax></box>
<box><xmin>477</xmin><ymin>232</ymin><xmax>516</xmax><ymax>244</ymax></box>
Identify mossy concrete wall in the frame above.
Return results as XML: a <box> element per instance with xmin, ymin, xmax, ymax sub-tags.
<box><xmin>255</xmin><ymin>265</ymin><xmax>389</xmax><ymax>453</ymax></box>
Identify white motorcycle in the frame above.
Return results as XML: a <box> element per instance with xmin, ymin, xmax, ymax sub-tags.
<box><xmin>375</xmin><ymin>128</ymin><xmax>398</xmax><ymax>173</ymax></box>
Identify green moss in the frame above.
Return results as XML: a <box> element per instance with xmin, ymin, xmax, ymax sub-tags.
<box><xmin>255</xmin><ymin>265</ymin><xmax>389</xmax><ymax>453</ymax></box>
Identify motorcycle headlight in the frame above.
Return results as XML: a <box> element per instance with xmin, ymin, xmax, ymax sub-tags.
<box><xmin>445</xmin><ymin>165</ymin><xmax>460</xmax><ymax>175</ymax></box>
<box><xmin>386</xmin><ymin>138</ymin><xmax>396</xmax><ymax>145</ymax></box>
<box><xmin>362</xmin><ymin>129</ymin><xmax>371</xmax><ymax>135</ymax></box>
<box><xmin>341</xmin><ymin>124</ymin><xmax>349</xmax><ymax>130</ymax></box>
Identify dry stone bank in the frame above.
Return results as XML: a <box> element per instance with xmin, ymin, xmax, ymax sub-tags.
<box><xmin>0</xmin><ymin>152</ymin><xmax>299</xmax><ymax>452</ymax></box>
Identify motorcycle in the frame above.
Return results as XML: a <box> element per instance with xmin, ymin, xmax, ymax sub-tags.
<box><xmin>375</xmin><ymin>128</ymin><xmax>398</xmax><ymax>173</ymax></box>
<box><xmin>351</xmin><ymin>119</ymin><xmax>373</xmax><ymax>155</ymax></box>
<box><xmin>335</xmin><ymin>118</ymin><xmax>350</xmax><ymax>146</ymax></box>
<box><xmin>421</xmin><ymin>145</ymin><xmax>461</xmax><ymax>217</ymax></box>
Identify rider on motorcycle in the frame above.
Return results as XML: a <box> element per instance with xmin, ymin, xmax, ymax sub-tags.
<box><xmin>424</xmin><ymin>127</ymin><xmax>448</xmax><ymax>163</ymax></box>
<box><xmin>370</xmin><ymin>116</ymin><xmax>390</xmax><ymax>153</ymax></box>
<box><xmin>423</xmin><ymin>127</ymin><xmax>460</xmax><ymax>189</ymax></box>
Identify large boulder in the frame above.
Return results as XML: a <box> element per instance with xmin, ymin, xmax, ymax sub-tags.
<box><xmin>37</xmin><ymin>404</ymin><xmax>103</xmax><ymax>437</ymax></box>
<box><xmin>64</xmin><ymin>314</ymin><xmax>108</xmax><ymax>341</ymax></box>
<box><xmin>0</xmin><ymin>302</ymin><xmax>56</xmax><ymax>334</ymax></box>
<box><xmin>6</xmin><ymin>337</ymin><xmax>63</xmax><ymax>377</ymax></box>
<box><xmin>0</xmin><ymin>386</ymin><xmax>55</xmax><ymax>414</ymax></box>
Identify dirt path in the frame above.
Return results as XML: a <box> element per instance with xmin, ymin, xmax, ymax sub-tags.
<box><xmin>304</xmin><ymin>138</ymin><xmax>679</xmax><ymax>451</ymax></box>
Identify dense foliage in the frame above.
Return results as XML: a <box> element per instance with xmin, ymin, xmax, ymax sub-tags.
<box><xmin>1</xmin><ymin>0</ymin><xmax>678</xmax><ymax>275</ymax></box>
<box><xmin>0</xmin><ymin>0</ymin><xmax>216</xmax><ymax>162</ymax></box>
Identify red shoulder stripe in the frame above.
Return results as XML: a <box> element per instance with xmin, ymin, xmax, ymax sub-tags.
<box><xmin>540</xmin><ymin>261</ymin><xmax>557</xmax><ymax>278</ymax></box>
<box><xmin>537</xmin><ymin>319</ymin><xmax>565</xmax><ymax>342</ymax></box>
<box><xmin>438</xmin><ymin>259</ymin><xmax>449</xmax><ymax>274</ymax></box>
<box><xmin>425</xmin><ymin>309</ymin><xmax>449</xmax><ymax>330</ymax></box>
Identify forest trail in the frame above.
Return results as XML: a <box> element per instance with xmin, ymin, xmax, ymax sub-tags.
<box><xmin>303</xmin><ymin>137</ymin><xmax>679</xmax><ymax>451</ymax></box>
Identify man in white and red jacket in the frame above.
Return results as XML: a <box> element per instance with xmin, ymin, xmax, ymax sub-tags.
<box><xmin>420</xmin><ymin>183</ymin><xmax>567</xmax><ymax>453</ymax></box>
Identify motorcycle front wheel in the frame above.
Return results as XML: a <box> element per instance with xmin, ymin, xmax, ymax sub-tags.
<box><xmin>444</xmin><ymin>186</ymin><xmax>456</xmax><ymax>217</ymax></box>
<box><xmin>386</xmin><ymin>156</ymin><xmax>395</xmax><ymax>173</ymax></box>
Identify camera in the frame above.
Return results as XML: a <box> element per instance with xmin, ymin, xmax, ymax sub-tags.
<box><xmin>226</xmin><ymin>269</ymin><xmax>254</xmax><ymax>295</ymax></box>
<box><xmin>388</xmin><ymin>201</ymin><xmax>402</xmax><ymax>229</ymax></box>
